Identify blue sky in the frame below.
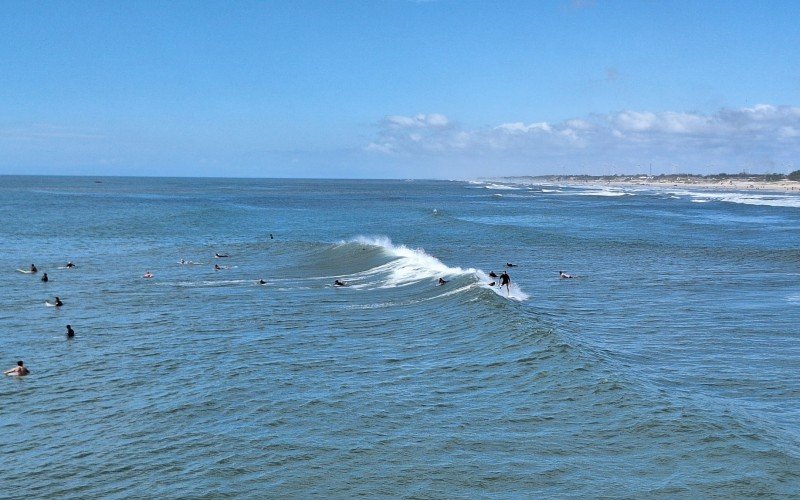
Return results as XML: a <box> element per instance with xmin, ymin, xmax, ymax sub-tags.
<box><xmin>1</xmin><ymin>0</ymin><xmax>799</xmax><ymax>179</ymax></box>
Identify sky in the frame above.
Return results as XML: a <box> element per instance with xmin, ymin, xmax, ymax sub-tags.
<box><xmin>1</xmin><ymin>0</ymin><xmax>799</xmax><ymax>179</ymax></box>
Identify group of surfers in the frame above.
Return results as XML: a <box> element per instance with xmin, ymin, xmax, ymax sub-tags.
<box><xmin>8</xmin><ymin>262</ymin><xmax>78</xmax><ymax>377</ymax></box>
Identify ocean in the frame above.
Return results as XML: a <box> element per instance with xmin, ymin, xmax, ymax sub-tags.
<box><xmin>2</xmin><ymin>175</ymin><xmax>799</xmax><ymax>497</ymax></box>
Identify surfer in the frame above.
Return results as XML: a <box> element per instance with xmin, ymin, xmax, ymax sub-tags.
<box><xmin>65</xmin><ymin>261</ymin><xmax>75</xmax><ymax>268</ymax></box>
<box><xmin>270</xmin><ymin>234</ymin><xmax>274</xmax><ymax>239</ymax></box>
<box><xmin>214</xmin><ymin>264</ymin><xmax>221</xmax><ymax>271</ymax></box>
<box><xmin>499</xmin><ymin>271</ymin><xmax>511</xmax><ymax>295</ymax></box>
<box><xmin>66</xmin><ymin>325</ymin><xmax>75</xmax><ymax>338</ymax></box>
<box><xmin>559</xmin><ymin>271</ymin><xmax>574</xmax><ymax>279</ymax></box>
<box><xmin>489</xmin><ymin>271</ymin><xmax>497</xmax><ymax>278</ymax></box>
<box><xmin>214</xmin><ymin>253</ymin><xmax>229</xmax><ymax>258</ymax></box>
<box><xmin>30</xmin><ymin>264</ymin><xmax>38</xmax><ymax>273</ymax></box>
<box><xmin>488</xmin><ymin>281</ymin><xmax>496</xmax><ymax>286</ymax></box>
<box><xmin>334</xmin><ymin>280</ymin><xmax>348</xmax><ymax>287</ymax></box>
<box><xmin>438</xmin><ymin>278</ymin><xmax>448</xmax><ymax>285</ymax></box>
<box><xmin>505</xmin><ymin>263</ymin><xmax>516</xmax><ymax>268</ymax></box>
<box><xmin>54</xmin><ymin>296</ymin><xmax>63</xmax><ymax>307</ymax></box>
<box><xmin>4</xmin><ymin>361</ymin><xmax>29</xmax><ymax>377</ymax></box>
<box><xmin>257</xmin><ymin>279</ymin><xmax>267</xmax><ymax>285</ymax></box>
<box><xmin>41</xmin><ymin>273</ymin><xmax>48</xmax><ymax>282</ymax></box>
<box><xmin>143</xmin><ymin>271</ymin><xmax>153</xmax><ymax>278</ymax></box>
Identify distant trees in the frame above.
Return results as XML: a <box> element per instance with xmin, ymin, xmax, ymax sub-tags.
<box><xmin>789</xmin><ymin>170</ymin><xmax>800</xmax><ymax>181</ymax></box>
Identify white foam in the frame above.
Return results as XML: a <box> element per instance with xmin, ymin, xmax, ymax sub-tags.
<box><xmin>474</xmin><ymin>270</ymin><xmax>530</xmax><ymax>301</ymax></box>
<box><xmin>574</xmin><ymin>189</ymin><xmax>631</xmax><ymax>197</ymax></box>
<box><xmin>344</xmin><ymin>237</ymin><xmax>530</xmax><ymax>300</ymax></box>
<box><xmin>483</xmin><ymin>183</ymin><xmax>521</xmax><ymax>190</ymax></box>
<box><xmin>348</xmin><ymin>236</ymin><xmax>472</xmax><ymax>288</ymax></box>
<box><xmin>685</xmin><ymin>192</ymin><xmax>800</xmax><ymax>208</ymax></box>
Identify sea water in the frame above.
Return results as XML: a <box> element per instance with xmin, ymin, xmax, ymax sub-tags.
<box><xmin>1</xmin><ymin>176</ymin><xmax>799</xmax><ymax>496</ymax></box>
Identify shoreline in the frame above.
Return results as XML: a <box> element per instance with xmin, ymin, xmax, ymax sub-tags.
<box><xmin>519</xmin><ymin>176</ymin><xmax>800</xmax><ymax>194</ymax></box>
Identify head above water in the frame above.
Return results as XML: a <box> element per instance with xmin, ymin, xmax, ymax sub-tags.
<box><xmin>17</xmin><ymin>360</ymin><xmax>24</xmax><ymax>367</ymax></box>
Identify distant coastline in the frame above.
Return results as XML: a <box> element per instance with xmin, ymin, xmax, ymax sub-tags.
<box><xmin>500</xmin><ymin>174</ymin><xmax>800</xmax><ymax>194</ymax></box>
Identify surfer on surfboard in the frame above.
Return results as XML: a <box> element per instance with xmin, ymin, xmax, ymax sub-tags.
<box><xmin>499</xmin><ymin>271</ymin><xmax>511</xmax><ymax>295</ymax></box>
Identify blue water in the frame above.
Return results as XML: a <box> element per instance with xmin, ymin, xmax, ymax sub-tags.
<box><xmin>2</xmin><ymin>176</ymin><xmax>799</xmax><ymax>496</ymax></box>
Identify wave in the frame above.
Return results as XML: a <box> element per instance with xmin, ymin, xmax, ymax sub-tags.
<box><xmin>314</xmin><ymin>236</ymin><xmax>529</xmax><ymax>301</ymax></box>
<box><xmin>681</xmin><ymin>191</ymin><xmax>800</xmax><ymax>208</ymax></box>
<box><xmin>469</xmin><ymin>181</ymin><xmax>522</xmax><ymax>190</ymax></box>
<box><xmin>573</xmin><ymin>188</ymin><xmax>632</xmax><ymax>197</ymax></box>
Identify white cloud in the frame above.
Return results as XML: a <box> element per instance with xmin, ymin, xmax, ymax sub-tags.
<box><xmin>495</xmin><ymin>122</ymin><xmax>552</xmax><ymax>134</ymax></box>
<box><xmin>383</xmin><ymin>113</ymin><xmax>449</xmax><ymax>129</ymax></box>
<box><xmin>365</xmin><ymin>105</ymin><xmax>800</xmax><ymax>174</ymax></box>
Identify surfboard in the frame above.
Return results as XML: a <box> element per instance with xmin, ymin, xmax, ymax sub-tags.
<box><xmin>17</xmin><ymin>269</ymin><xmax>35</xmax><ymax>274</ymax></box>
<box><xmin>45</xmin><ymin>301</ymin><xmax>58</xmax><ymax>307</ymax></box>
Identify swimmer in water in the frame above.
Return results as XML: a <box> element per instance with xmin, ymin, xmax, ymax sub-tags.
<box><xmin>505</xmin><ymin>263</ymin><xmax>515</xmax><ymax>268</ymax></box>
<box><xmin>257</xmin><ymin>279</ymin><xmax>267</xmax><ymax>285</ymax></box>
<box><xmin>488</xmin><ymin>281</ymin><xmax>496</xmax><ymax>286</ymax></box>
<box><xmin>65</xmin><ymin>261</ymin><xmax>75</xmax><ymax>268</ymax></box>
<box><xmin>66</xmin><ymin>325</ymin><xmax>75</xmax><ymax>338</ymax></box>
<box><xmin>4</xmin><ymin>360</ymin><xmax>29</xmax><ymax>376</ymax></box>
<box><xmin>30</xmin><ymin>264</ymin><xmax>38</xmax><ymax>273</ymax></box>
<box><xmin>489</xmin><ymin>271</ymin><xmax>498</xmax><ymax>278</ymax></box>
<box><xmin>214</xmin><ymin>253</ymin><xmax>229</xmax><ymax>258</ymax></box>
<box><xmin>214</xmin><ymin>264</ymin><xmax>221</xmax><ymax>271</ymax></box>
<box><xmin>559</xmin><ymin>271</ymin><xmax>574</xmax><ymax>279</ymax></box>
<box><xmin>54</xmin><ymin>296</ymin><xmax>63</xmax><ymax>307</ymax></box>
<box><xmin>41</xmin><ymin>273</ymin><xmax>48</xmax><ymax>282</ymax></box>
<box><xmin>143</xmin><ymin>271</ymin><xmax>153</xmax><ymax>278</ymax></box>
<box><xmin>438</xmin><ymin>278</ymin><xmax>448</xmax><ymax>285</ymax></box>
<box><xmin>334</xmin><ymin>280</ymin><xmax>348</xmax><ymax>287</ymax></box>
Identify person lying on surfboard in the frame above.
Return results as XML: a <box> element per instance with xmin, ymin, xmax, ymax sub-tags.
<box><xmin>30</xmin><ymin>264</ymin><xmax>37</xmax><ymax>273</ymax></box>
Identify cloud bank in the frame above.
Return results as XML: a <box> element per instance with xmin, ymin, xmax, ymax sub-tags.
<box><xmin>366</xmin><ymin>105</ymin><xmax>800</xmax><ymax>175</ymax></box>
